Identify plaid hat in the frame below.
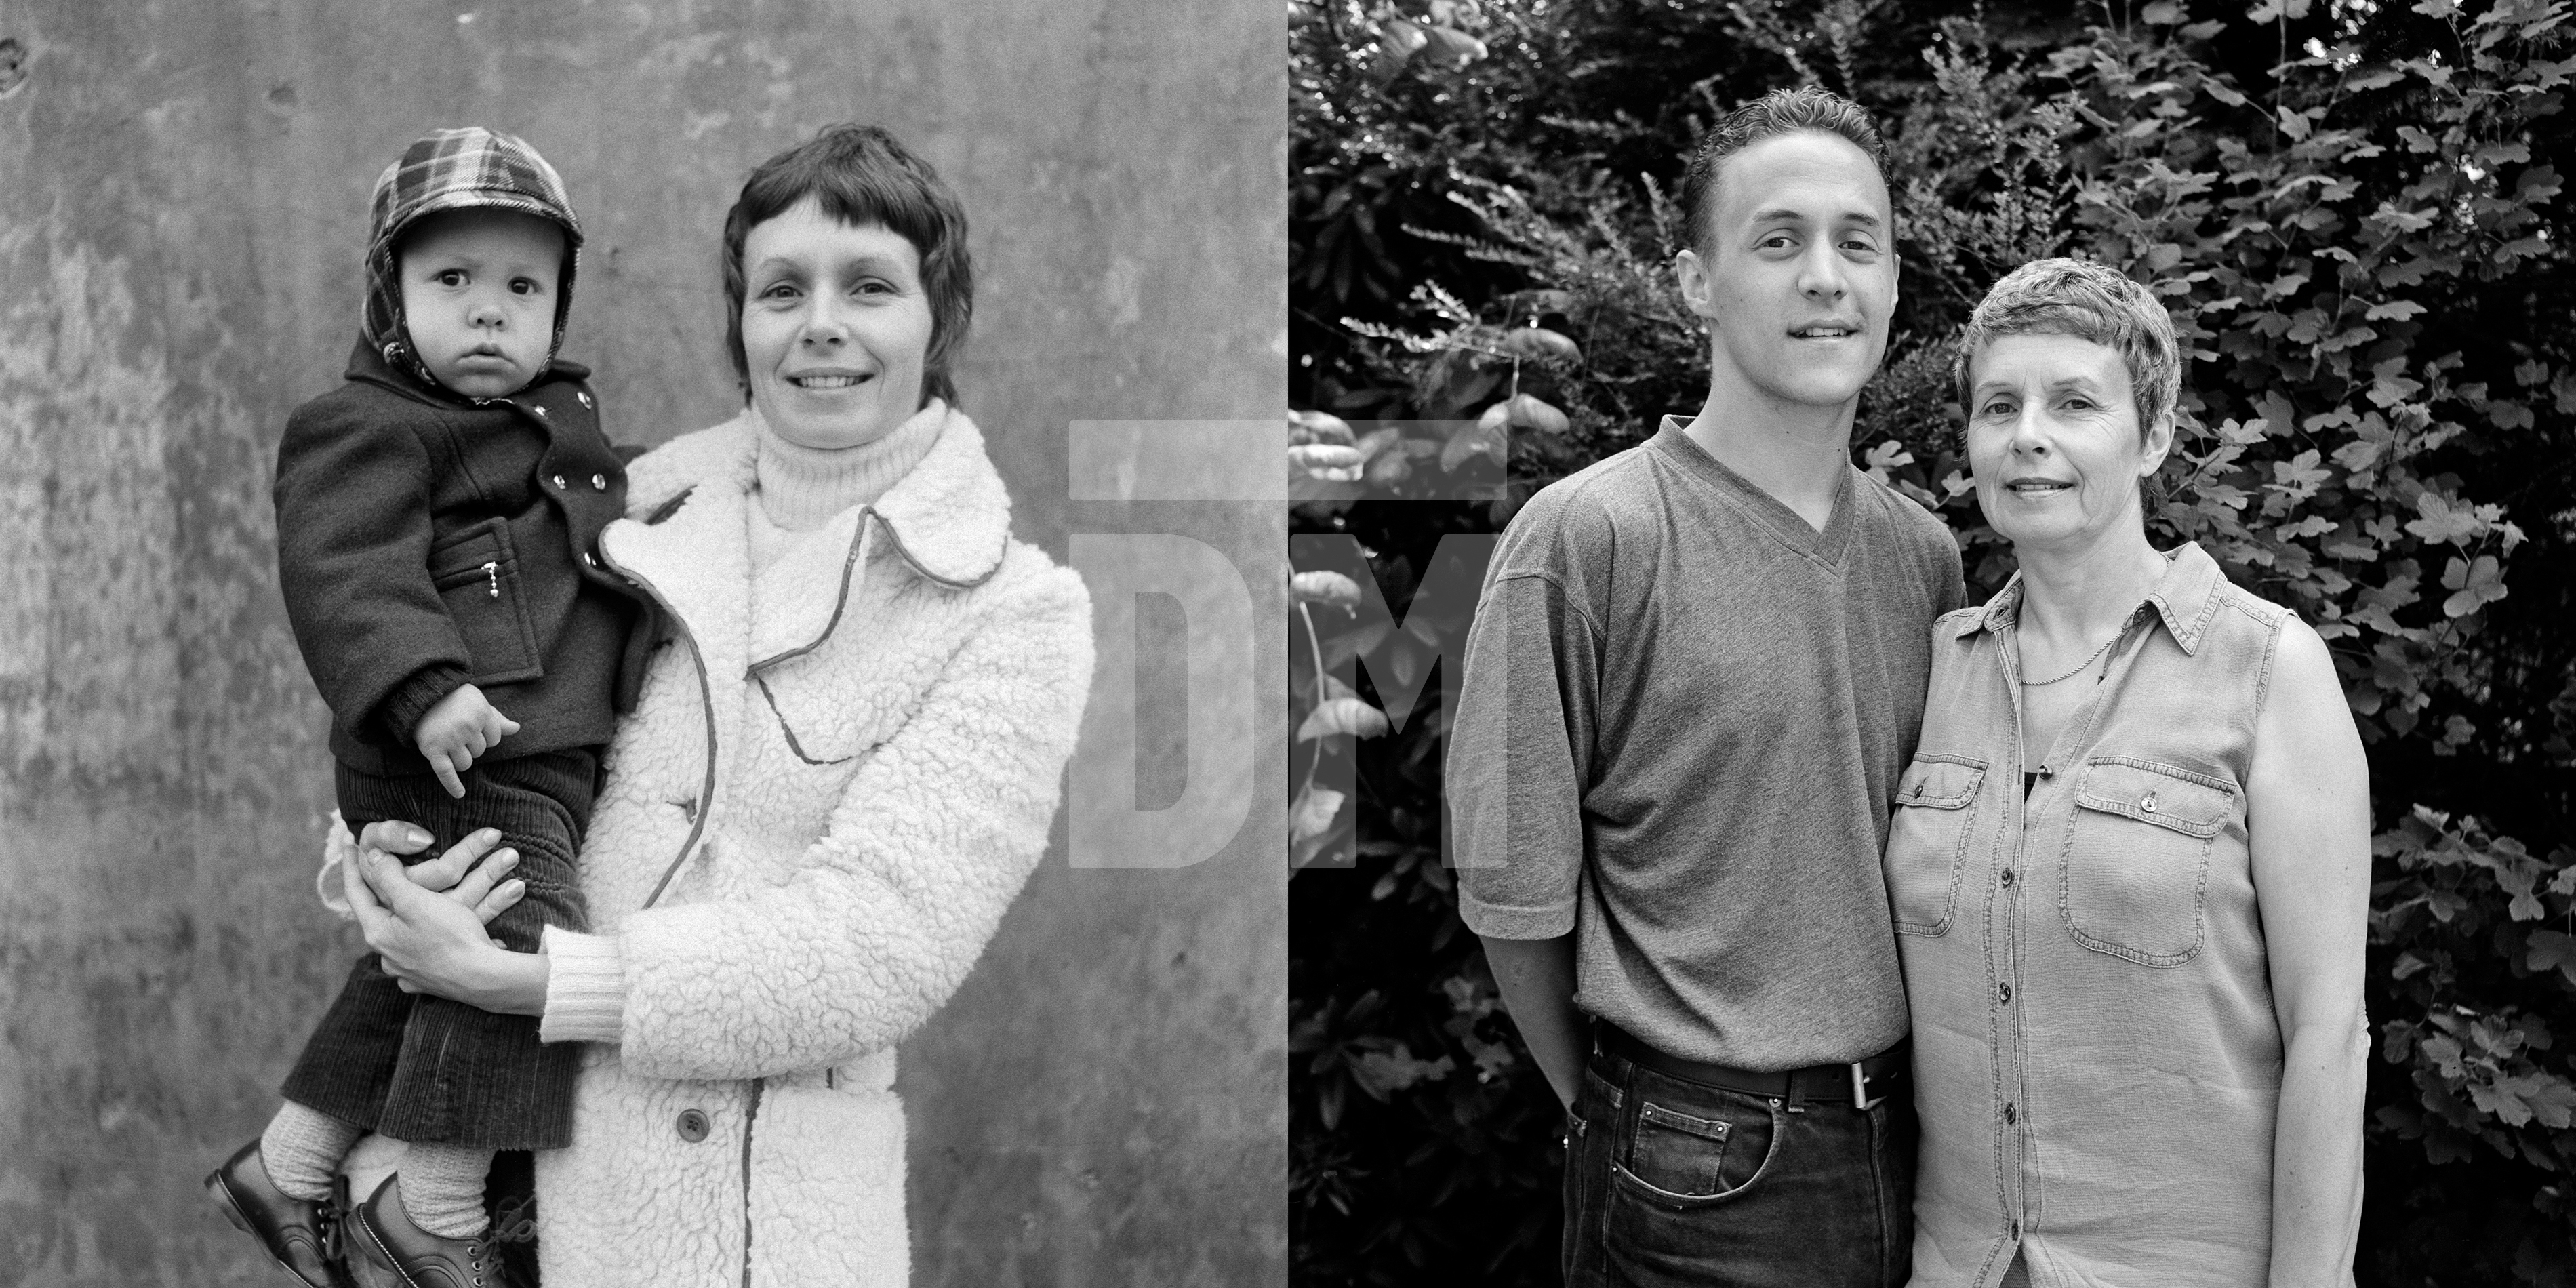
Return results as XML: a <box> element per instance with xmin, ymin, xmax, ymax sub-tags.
<box><xmin>361</xmin><ymin>127</ymin><xmax>584</xmax><ymax>395</ymax></box>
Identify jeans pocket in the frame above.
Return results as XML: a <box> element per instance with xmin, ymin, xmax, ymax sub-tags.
<box><xmin>1611</xmin><ymin>1089</ymin><xmax>1778</xmax><ymax>1207</ymax></box>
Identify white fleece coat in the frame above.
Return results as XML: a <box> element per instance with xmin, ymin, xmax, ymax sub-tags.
<box><xmin>529</xmin><ymin>404</ymin><xmax>1093</xmax><ymax>1287</ymax></box>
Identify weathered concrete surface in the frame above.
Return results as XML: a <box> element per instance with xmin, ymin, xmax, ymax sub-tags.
<box><xmin>0</xmin><ymin>1</ymin><xmax>1285</xmax><ymax>1283</ymax></box>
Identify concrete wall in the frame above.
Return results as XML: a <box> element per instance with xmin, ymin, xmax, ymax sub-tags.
<box><xmin>0</xmin><ymin>1</ymin><xmax>1284</xmax><ymax>1283</ymax></box>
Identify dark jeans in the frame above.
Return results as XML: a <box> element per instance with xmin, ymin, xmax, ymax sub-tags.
<box><xmin>1563</xmin><ymin>1039</ymin><xmax>1915</xmax><ymax>1288</ymax></box>
<box><xmin>280</xmin><ymin>748</ymin><xmax>597</xmax><ymax>1150</ymax></box>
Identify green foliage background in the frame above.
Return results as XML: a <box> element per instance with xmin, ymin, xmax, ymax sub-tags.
<box><xmin>1287</xmin><ymin>0</ymin><xmax>2576</xmax><ymax>1283</ymax></box>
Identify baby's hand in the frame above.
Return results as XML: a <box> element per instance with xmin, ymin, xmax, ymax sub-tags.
<box><xmin>415</xmin><ymin>683</ymin><xmax>521</xmax><ymax>799</ymax></box>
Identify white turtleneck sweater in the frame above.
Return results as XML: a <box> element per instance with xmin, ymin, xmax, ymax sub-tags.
<box><xmin>536</xmin><ymin>400</ymin><xmax>944</xmax><ymax>1045</ymax></box>
<box><xmin>746</xmin><ymin>402</ymin><xmax>944</xmax><ymax>569</ymax></box>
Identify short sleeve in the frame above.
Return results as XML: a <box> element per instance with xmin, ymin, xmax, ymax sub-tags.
<box><xmin>1447</xmin><ymin>534</ymin><xmax>1603</xmax><ymax>938</ymax></box>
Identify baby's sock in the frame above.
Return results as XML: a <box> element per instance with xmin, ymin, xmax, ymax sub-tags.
<box><xmin>395</xmin><ymin>1142</ymin><xmax>494</xmax><ymax>1240</ymax></box>
<box><xmin>258</xmin><ymin>1100</ymin><xmax>363</xmax><ymax>1203</ymax></box>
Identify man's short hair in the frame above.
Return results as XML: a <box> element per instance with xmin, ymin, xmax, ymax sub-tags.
<box><xmin>1678</xmin><ymin>85</ymin><xmax>1889</xmax><ymax>254</ymax></box>
<box><xmin>721</xmin><ymin>123</ymin><xmax>973</xmax><ymax>407</ymax></box>
<box><xmin>1952</xmin><ymin>257</ymin><xmax>2183</xmax><ymax>444</ymax></box>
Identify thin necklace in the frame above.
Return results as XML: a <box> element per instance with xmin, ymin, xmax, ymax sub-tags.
<box><xmin>2019</xmin><ymin>626</ymin><xmax>2125</xmax><ymax>686</ymax></box>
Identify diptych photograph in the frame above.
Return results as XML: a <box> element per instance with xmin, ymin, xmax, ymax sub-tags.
<box><xmin>3</xmin><ymin>1</ymin><xmax>2573</xmax><ymax>1286</ymax></box>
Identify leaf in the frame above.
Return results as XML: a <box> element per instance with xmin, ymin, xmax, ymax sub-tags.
<box><xmin>1371</xmin><ymin>16</ymin><xmax>1428</xmax><ymax>85</ymax></box>
<box><xmin>1289</xmin><ymin>408</ymin><xmax>1355</xmax><ymax>446</ymax></box>
<box><xmin>1297</xmin><ymin>697</ymin><xmax>1392</xmax><ymax>741</ymax></box>
<box><xmin>1862</xmin><ymin>439</ymin><xmax>1915</xmax><ymax>483</ymax></box>
<box><xmin>2405</xmin><ymin>493</ymin><xmax>2487</xmax><ymax>546</ymax></box>
<box><xmin>1348</xmin><ymin>1044</ymin><xmax>1455</xmax><ymax>1101</ymax></box>
<box><xmin>1504</xmin><ymin>393</ymin><xmax>1570</xmax><ymax>437</ymax></box>
<box><xmin>2266</xmin><ymin>449</ymin><xmax>2330</xmax><ymax>501</ymax></box>
<box><xmin>2439</xmin><ymin>555</ymin><xmax>2507</xmax><ymax>617</ymax></box>
<box><xmin>1291</xmin><ymin>443</ymin><xmax>1366</xmax><ymax>482</ymax></box>
<box><xmin>1291</xmin><ymin>569</ymin><xmax>1364</xmax><ymax>609</ymax></box>
<box><xmin>1417</xmin><ymin>25</ymin><xmax>1487</xmax><ymax>66</ymax></box>
<box><xmin>1495</xmin><ymin>327</ymin><xmax>1584</xmax><ymax>364</ymax></box>
<box><xmin>1352</xmin><ymin>426</ymin><xmax>1403</xmax><ymax>462</ymax></box>
<box><xmin>2365</xmin><ymin>300</ymin><xmax>2428</xmax><ymax>322</ymax></box>
<box><xmin>1290</xmin><ymin>785</ymin><xmax>1348</xmax><ymax>844</ymax></box>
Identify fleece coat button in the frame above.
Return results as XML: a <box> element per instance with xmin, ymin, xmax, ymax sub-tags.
<box><xmin>676</xmin><ymin>1108</ymin><xmax>710</xmax><ymax>1142</ymax></box>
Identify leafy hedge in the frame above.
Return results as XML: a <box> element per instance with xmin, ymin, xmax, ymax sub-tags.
<box><xmin>1290</xmin><ymin>1</ymin><xmax>2576</xmax><ymax>1284</ymax></box>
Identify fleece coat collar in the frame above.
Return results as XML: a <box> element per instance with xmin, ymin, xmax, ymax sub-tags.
<box><xmin>609</xmin><ymin>399</ymin><xmax>1011</xmax><ymax>667</ymax></box>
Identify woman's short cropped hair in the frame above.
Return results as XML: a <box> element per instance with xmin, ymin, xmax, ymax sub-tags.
<box><xmin>1953</xmin><ymin>257</ymin><xmax>2182</xmax><ymax>444</ymax></box>
<box><xmin>1678</xmin><ymin>86</ymin><xmax>1889</xmax><ymax>254</ymax></box>
<box><xmin>722</xmin><ymin>123</ymin><xmax>973</xmax><ymax>407</ymax></box>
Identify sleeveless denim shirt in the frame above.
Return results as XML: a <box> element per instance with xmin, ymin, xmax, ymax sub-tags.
<box><xmin>1889</xmin><ymin>542</ymin><xmax>2292</xmax><ymax>1287</ymax></box>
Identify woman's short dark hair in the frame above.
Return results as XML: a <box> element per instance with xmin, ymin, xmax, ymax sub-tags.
<box><xmin>721</xmin><ymin>123</ymin><xmax>973</xmax><ymax>407</ymax></box>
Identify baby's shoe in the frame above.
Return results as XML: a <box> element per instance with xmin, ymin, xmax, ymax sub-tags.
<box><xmin>347</xmin><ymin>1175</ymin><xmax>506</xmax><ymax>1288</ymax></box>
<box><xmin>205</xmin><ymin>1140</ymin><xmax>354</xmax><ymax>1288</ymax></box>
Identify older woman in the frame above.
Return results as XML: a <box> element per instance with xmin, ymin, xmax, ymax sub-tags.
<box><xmin>1886</xmin><ymin>258</ymin><xmax>2369</xmax><ymax>1287</ymax></box>
<box><xmin>321</xmin><ymin>123</ymin><xmax>1093</xmax><ymax>1287</ymax></box>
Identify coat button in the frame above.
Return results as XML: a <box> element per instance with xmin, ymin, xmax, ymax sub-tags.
<box><xmin>677</xmin><ymin>1108</ymin><xmax>710</xmax><ymax>1142</ymax></box>
<box><xmin>2141</xmin><ymin>792</ymin><xmax>2159</xmax><ymax>813</ymax></box>
<box><xmin>532</xmin><ymin>405</ymin><xmax>550</xmax><ymax>418</ymax></box>
<box><xmin>552</xmin><ymin>474</ymin><xmax>567</xmax><ymax>489</ymax></box>
<box><xmin>582</xmin><ymin>551</ymin><xmax>597</xmax><ymax>569</ymax></box>
<box><xmin>591</xmin><ymin>473</ymin><xmax>607</xmax><ymax>491</ymax></box>
<box><xmin>2000</xmin><ymin>868</ymin><xmax>2015</xmax><ymax>887</ymax></box>
<box><xmin>1997</xmin><ymin>982</ymin><xmax>2013</xmax><ymax>1005</ymax></box>
<box><xmin>2005</xmin><ymin>1102</ymin><xmax>2019</xmax><ymax>1125</ymax></box>
<box><xmin>577</xmin><ymin>390</ymin><xmax>593</xmax><ymax>409</ymax></box>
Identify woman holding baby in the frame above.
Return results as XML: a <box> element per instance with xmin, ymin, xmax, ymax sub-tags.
<box><xmin>304</xmin><ymin>125</ymin><xmax>1089</xmax><ymax>1287</ymax></box>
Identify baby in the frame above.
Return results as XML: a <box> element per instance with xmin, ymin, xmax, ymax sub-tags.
<box><xmin>206</xmin><ymin>127</ymin><xmax>655</xmax><ymax>1287</ymax></box>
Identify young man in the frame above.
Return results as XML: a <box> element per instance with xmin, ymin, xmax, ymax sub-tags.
<box><xmin>1448</xmin><ymin>87</ymin><xmax>1965</xmax><ymax>1287</ymax></box>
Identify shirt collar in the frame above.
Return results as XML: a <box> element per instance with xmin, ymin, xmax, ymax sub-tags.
<box><xmin>1954</xmin><ymin>540</ymin><xmax>2228</xmax><ymax>657</ymax></box>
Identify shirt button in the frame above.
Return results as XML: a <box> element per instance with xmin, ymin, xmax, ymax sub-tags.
<box><xmin>582</xmin><ymin>551</ymin><xmax>597</xmax><ymax>569</ymax></box>
<box><xmin>532</xmin><ymin>404</ymin><xmax>550</xmax><ymax>418</ymax></box>
<box><xmin>676</xmin><ymin>1108</ymin><xmax>710</xmax><ymax>1142</ymax></box>
<box><xmin>1997</xmin><ymin>982</ymin><xmax>2013</xmax><ymax>1005</ymax></box>
<box><xmin>577</xmin><ymin>390</ymin><xmax>593</xmax><ymax>409</ymax></box>
<box><xmin>2141</xmin><ymin>792</ymin><xmax>2160</xmax><ymax>813</ymax></box>
<box><xmin>2005</xmin><ymin>1102</ymin><xmax>2018</xmax><ymax>1125</ymax></box>
<box><xmin>591</xmin><ymin>473</ymin><xmax>608</xmax><ymax>491</ymax></box>
<box><xmin>2037</xmin><ymin>764</ymin><xmax>2054</xmax><ymax>778</ymax></box>
<box><xmin>552</xmin><ymin>474</ymin><xmax>567</xmax><ymax>489</ymax></box>
<box><xmin>2000</xmin><ymin>868</ymin><xmax>2015</xmax><ymax>887</ymax></box>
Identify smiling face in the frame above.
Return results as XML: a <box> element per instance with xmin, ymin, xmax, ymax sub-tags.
<box><xmin>1675</xmin><ymin>129</ymin><xmax>1898</xmax><ymax>412</ymax></box>
<box><xmin>1966</xmin><ymin>331</ymin><xmax>2175</xmax><ymax>555</ymax></box>
<box><xmin>739</xmin><ymin>196</ymin><xmax>935</xmax><ymax>450</ymax></box>
<box><xmin>397</xmin><ymin>208</ymin><xmax>565</xmax><ymax>399</ymax></box>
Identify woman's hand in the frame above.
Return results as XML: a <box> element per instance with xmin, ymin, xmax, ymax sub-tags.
<box><xmin>354</xmin><ymin>821</ymin><xmax>527</xmax><ymax>923</ymax></box>
<box><xmin>343</xmin><ymin>837</ymin><xmax>551</xmax><ymax>1017</ymax></box>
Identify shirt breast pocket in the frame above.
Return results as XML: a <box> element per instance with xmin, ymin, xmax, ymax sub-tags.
<box><xmin>428</xmin><ymin>519</ymin><xmax>544</xmax><ymax>685</ymax></box>
<box><xmin>2059</xmin><ymin>757</ymin><xmax>2235</xmax><ymax>966</ymax></box>
<box><xmin>1887</xmin><ymin>754</ymin><xmax>1986</xmax><ymax>935</ymax></box>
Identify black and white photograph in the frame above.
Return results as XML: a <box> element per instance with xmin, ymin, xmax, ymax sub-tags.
<box><xmin>1</xmin><ymin>2</ymin><xmax>1282</xmax><ymax>1285</ymax></box>
<box><xmin>1289</xmin><ymin>2</ymin><xmax>2573</xmax><ymax>1286</ymax></box>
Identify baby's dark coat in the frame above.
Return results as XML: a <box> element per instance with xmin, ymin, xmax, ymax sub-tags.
<box><xmin>275</xmin><ymin>338</ymin><xmax>658</xmax><ymax>776</ymax></box>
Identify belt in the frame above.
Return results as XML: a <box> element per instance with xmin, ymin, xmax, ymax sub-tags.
<box><xmin>1595</xmin><ymin>1022</ymin><xmax>1906</xmax><ymax>1109</ymax></box>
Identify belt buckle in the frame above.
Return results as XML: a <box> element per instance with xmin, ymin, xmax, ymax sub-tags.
<box><xmin>1851</xmin><ymin>1062</ymin><xmax>1880</xmax><ymax>1110</ymax></box>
